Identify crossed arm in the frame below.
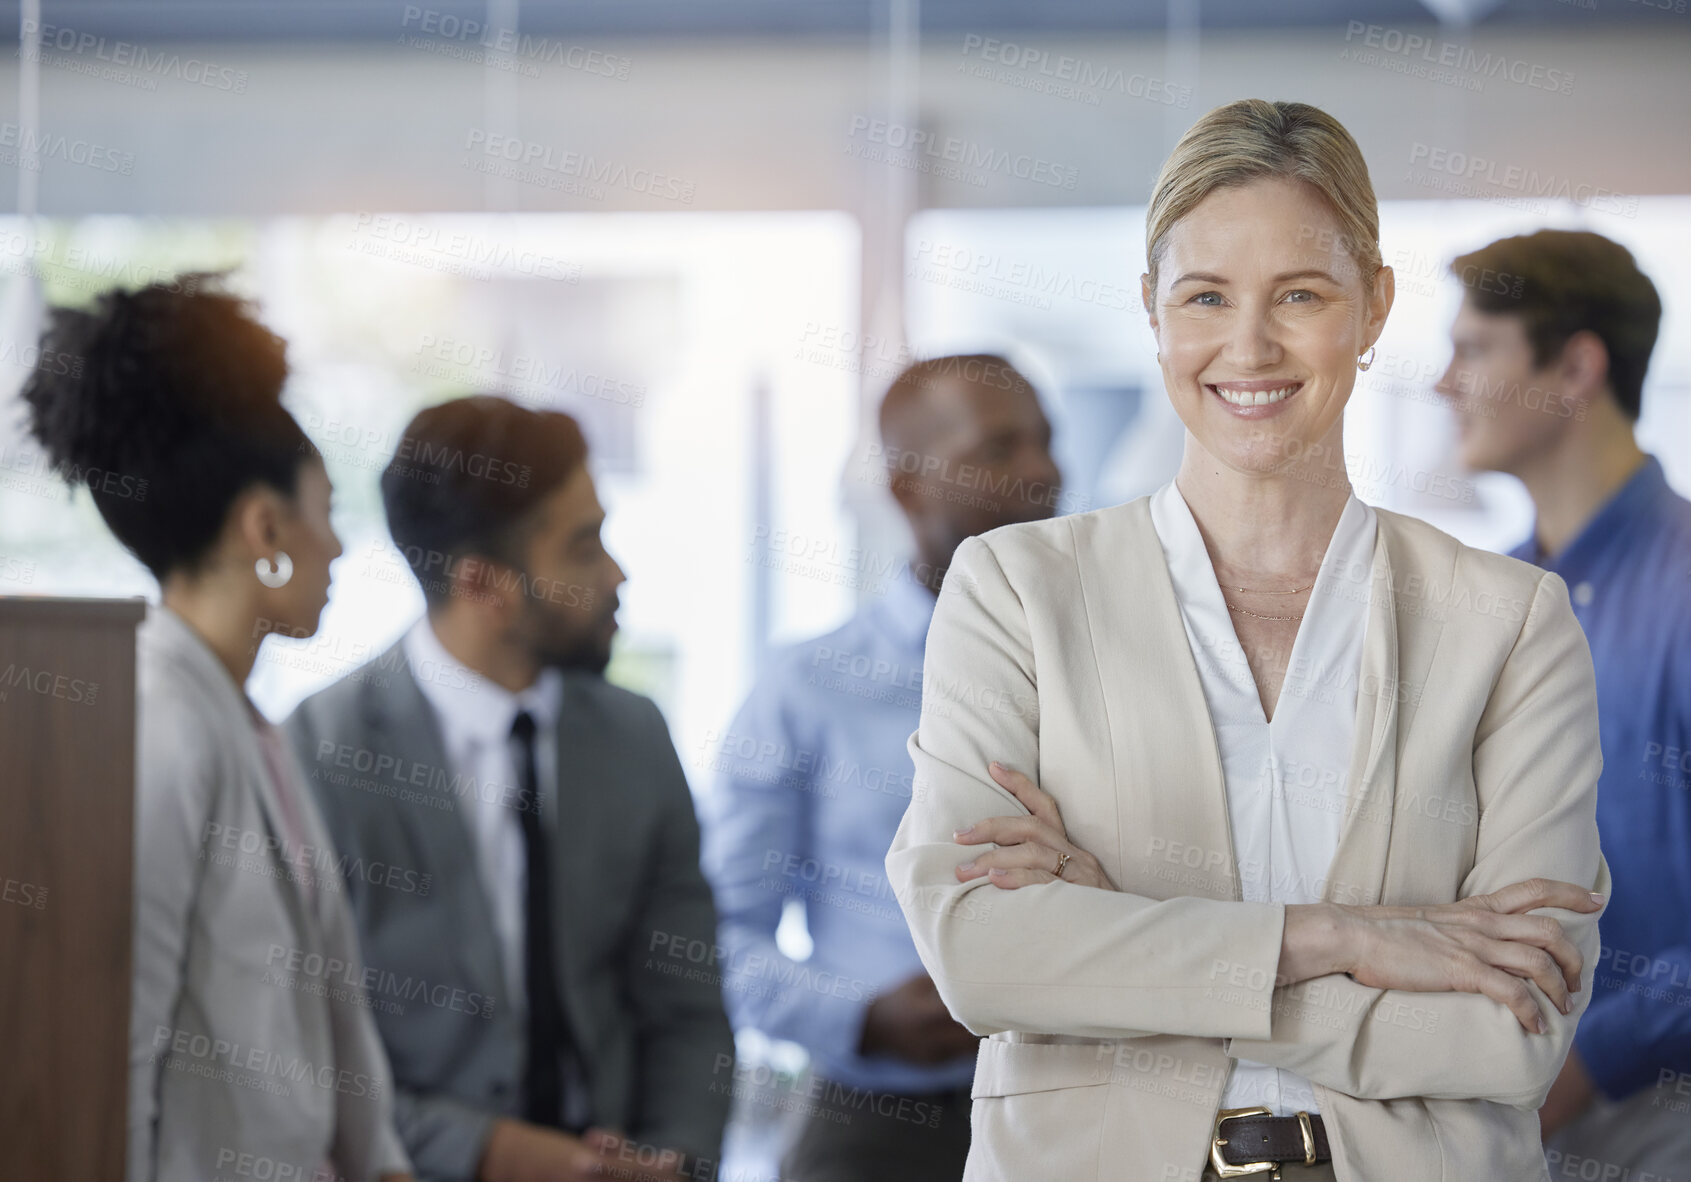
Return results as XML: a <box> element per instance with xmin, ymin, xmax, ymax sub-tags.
<box><xmin>886</xmin><ymin>535</ymin><xmax>1607</xmax><ymax>1109</ymax></box>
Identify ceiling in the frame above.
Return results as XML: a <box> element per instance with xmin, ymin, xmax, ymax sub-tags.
<box><xmin>0</xmin><ymin>0</ymin><xmax>1660</xmax><ymax>43</ymax></box>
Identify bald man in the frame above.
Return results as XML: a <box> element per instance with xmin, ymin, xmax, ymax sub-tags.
<box><xmin>699</xmin><ymin>356</ymin><xmax>1063</xmax><ymax>1182</ymax></box>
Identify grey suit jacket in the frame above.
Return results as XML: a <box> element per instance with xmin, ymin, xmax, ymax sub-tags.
<box><xmin>130</xmin><ymin>605</ymin><xmax>409</xmax><ymax>1182</ymax></box>
<box><xmin>285</xmin><ymin>638</ymin><xmax>733</xmax><ymax>1182</ymax></box>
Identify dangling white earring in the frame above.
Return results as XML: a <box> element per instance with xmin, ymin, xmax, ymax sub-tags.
<box><xmin>256</xmin><ymin>551</ymin><xmax>293</xmax><ymax>589</ymax></box>
<box><xmin>1357</xmin><ymin>346</ymin><xmax>1377</xmax><ymax>372</ymax></box>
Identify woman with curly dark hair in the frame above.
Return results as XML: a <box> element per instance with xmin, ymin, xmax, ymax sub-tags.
<box><xmin>22</xmin><ymin>277</ymin><xmax>413</xmax><ymax>1182</ymax></box>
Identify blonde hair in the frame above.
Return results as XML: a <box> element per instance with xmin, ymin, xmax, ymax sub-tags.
<box><xmin>1145</xmin><ymin>99</ymin><xmax>1381</xmax><ymax>294</ymax></box>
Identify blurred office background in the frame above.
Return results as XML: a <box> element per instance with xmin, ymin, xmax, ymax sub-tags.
<box><xmin>1</xmin><ymin>1</ymin><xmax>1687</xmax><ymax>1173</ymax></box>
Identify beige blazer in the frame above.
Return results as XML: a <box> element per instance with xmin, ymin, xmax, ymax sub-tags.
<box><xmin>886</xmin><ymin>496</ymin><xmax>1609</xmax><ymax>1182</ymax></box>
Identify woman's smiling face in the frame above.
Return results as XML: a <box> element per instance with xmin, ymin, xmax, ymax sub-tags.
<box><xmin>1144</xmin><ymin>175</ymin><xmax>1393</xmax><ymax>478</ymax></box>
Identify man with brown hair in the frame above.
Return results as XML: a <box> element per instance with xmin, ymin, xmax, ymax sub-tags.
<box><xmin>1437</xmin><ymin>229</ymin><xmax>1691</xmax><ymax>1175</ymax></box>
<box><xmin>288</xmin><ymin>397</ymin><xmax>732</xmax><ymax>1182</ymax></box>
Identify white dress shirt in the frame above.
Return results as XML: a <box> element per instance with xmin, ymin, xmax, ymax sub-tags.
<box><xmin>1149</xmin><ymin>481</ymin><xmax>1377</xmax><ymax>1117</ymax></box>
<box><xmin>402</xmin><ymin>621</ymin><xmax>563</xmax><ymax>1043</ymax></box>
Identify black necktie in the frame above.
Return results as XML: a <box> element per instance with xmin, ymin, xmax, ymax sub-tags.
<box><xmin>511</xmin><ymin>709</ymin><xmax>566</xmax><ymax>1127</ymax></box>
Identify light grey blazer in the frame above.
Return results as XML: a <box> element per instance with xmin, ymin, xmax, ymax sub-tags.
<box><xmin>130</xmin><ymin>605</ymin><xmax>409</xmax><ymax>1182</ymax></box>
<box><xmin>285</xmin><ymin>639</ymin><xmax>733</xmax><ymax>1182</ymax></box>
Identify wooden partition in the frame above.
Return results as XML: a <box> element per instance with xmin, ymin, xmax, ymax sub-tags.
<box><xmin>0</xmin><ymin>597</ymin><xmax>146</xmax><ymax>1182</ymax></box>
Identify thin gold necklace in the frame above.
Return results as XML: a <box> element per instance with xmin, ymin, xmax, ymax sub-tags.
<box><xmin>1227</xmin><ymin>601</ymin><xmax>1304</xmax><ymax>622</ymax></box>
<box><xmin>1223</xmin><ymin>580</ymin><xmax>1312</xmax><ymax>623</ymax></box>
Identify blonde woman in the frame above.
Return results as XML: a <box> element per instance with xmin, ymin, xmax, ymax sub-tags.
<box><xmin>886</xmin><ymin>100</ymin><xmax>1609</xmax><ymax>1181</ymax></box>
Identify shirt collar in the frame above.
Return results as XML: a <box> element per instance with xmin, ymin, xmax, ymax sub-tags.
<box><xmin>1514</xmin><ymin>455</ymin><xmax>1672</xmax><ymax>577</ymax></box>
<box><xmin>1150</xmin><ymin>479</ymin><xmax>1378</xmax><ymax>628</ymax></box>
<box><xmin>872</xmin><ymin>568</ymin><xmax>940</xmax><ymax>651</ymax></box>
<box><xmin>402</xmin><ymin>617</ymin><xmax>563</xmax><ymax>753</ymax></box>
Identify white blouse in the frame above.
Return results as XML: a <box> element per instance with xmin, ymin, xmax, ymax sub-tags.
<box><xmin>1149</xmin><ymin>480</ymin><xmax>1377</xmax><ymax>1117</ymax></box>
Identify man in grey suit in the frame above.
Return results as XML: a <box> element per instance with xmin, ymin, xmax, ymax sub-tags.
<box><xmin>288</xmin><ymin>397</ymin><xmax>732</xmax><ymax>1182</ymax></box>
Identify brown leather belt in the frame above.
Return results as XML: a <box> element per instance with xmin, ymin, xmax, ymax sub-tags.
<box><xmin>1210</xmin><ymin>1107</ymin><xmax>1331</xmax><ymax>1176</ymax></box>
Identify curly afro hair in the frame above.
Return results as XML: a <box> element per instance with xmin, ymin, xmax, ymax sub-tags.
<box><xmin>21</xmin><ymin>274</ymin><xmax>318</xmax><ymax>579</ymax></box>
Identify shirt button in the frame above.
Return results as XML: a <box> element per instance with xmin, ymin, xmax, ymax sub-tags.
<box><xmin>1573</xmin><ymin>582</ymin><xmax>1595</xmax><ymax>607</ymax></box>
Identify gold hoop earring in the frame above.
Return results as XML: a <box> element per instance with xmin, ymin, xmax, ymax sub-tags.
<box><xmin>1357</xmin><ymin>346</ymin><xmax>1376</xmax><ymax>372</ymax></box>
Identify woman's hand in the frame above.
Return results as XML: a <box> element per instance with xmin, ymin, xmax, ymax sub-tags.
<box><xmin>953</xmin><ymin>762</ymin><xmax>1117</xmax><ymax>891</ymax></box>
<box><xmin>1282</xmin><ymin>880</ymin><xmax>1605</xmax><ymax>1033</ymax></box>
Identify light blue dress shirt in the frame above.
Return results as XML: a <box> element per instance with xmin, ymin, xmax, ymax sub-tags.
<box><xmin>700</xmin><ymin>575</ymin><xmax>976</xmax><ymax>1094</ymax></box>
<box><xmin>1510</xmin><ymin>455</ymin><xmax>1691</xmax><ymax>1098</ymax></box>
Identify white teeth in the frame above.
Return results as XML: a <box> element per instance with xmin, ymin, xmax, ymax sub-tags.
<box><xmin>1214</xmin><ymin>384</ymin><xmax>1298</xmax><ymax>407</ymax></box>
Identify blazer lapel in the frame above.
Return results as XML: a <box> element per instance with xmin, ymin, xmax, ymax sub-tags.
<box><xmin>1074</xmin><ymin>499</ymin><xmax>1239</xmax><ymax>902</ymax></box>
<box><xmin>545</xmin><ymin>675</ymin><xmax>606</xmax><ymax>1027</ymax></box>
<box><xmin>143</xmin><ymin>607</ymin><xmax>319</xmax><ymax>936</ymax></box>
<box><xmin>365</xmin><ymin>644</ymin><xmax>510</xmax><ymax>1003</ymax></box>
<box><xmin>544</xmin><ymin>671</ymin><xmax>639</xmax><ymax>1130</ymax></box>
<box><xmin>1322</xmin><ymin>525</ymin><xmax>1400</xmax><ymax>908</ymax></box>
<box><xmin>1325</xmin><ymin>511</ymin><xmax>1452</xmax><ymax>909</ymax></box>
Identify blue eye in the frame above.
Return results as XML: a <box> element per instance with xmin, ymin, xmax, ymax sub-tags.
<box><xmin>1284</xmin><ymin>289</ymin><xmax>1316</xmax><ymax>303</ymax></box>
<box><xmin>1190</xmin><ymin>291</ymin><xmax>1223</xmax><ymax>306</ymax></box>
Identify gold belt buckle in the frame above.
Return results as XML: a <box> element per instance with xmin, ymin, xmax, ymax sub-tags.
<box><xmin>1210</xmin><ymin>1106</ymin><xmax>1280</xmax><ymax>1178</ymax></box>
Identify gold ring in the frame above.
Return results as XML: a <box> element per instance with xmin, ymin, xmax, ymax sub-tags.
<box><xmin>1053</xmin><ymin>851</ymin><xmax>1072</xmax><ymax>879</ymax></box>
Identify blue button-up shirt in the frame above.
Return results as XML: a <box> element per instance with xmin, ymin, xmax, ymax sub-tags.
<box><xmin>700</xmin><ymin>575</ymin><xmax>975</xmax><ymax>1094</ymax></box>
<box><xmin>1511</xmin><ymin>455</ymin><xmax>1691</xmax><ymax>1097</ymax></box>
